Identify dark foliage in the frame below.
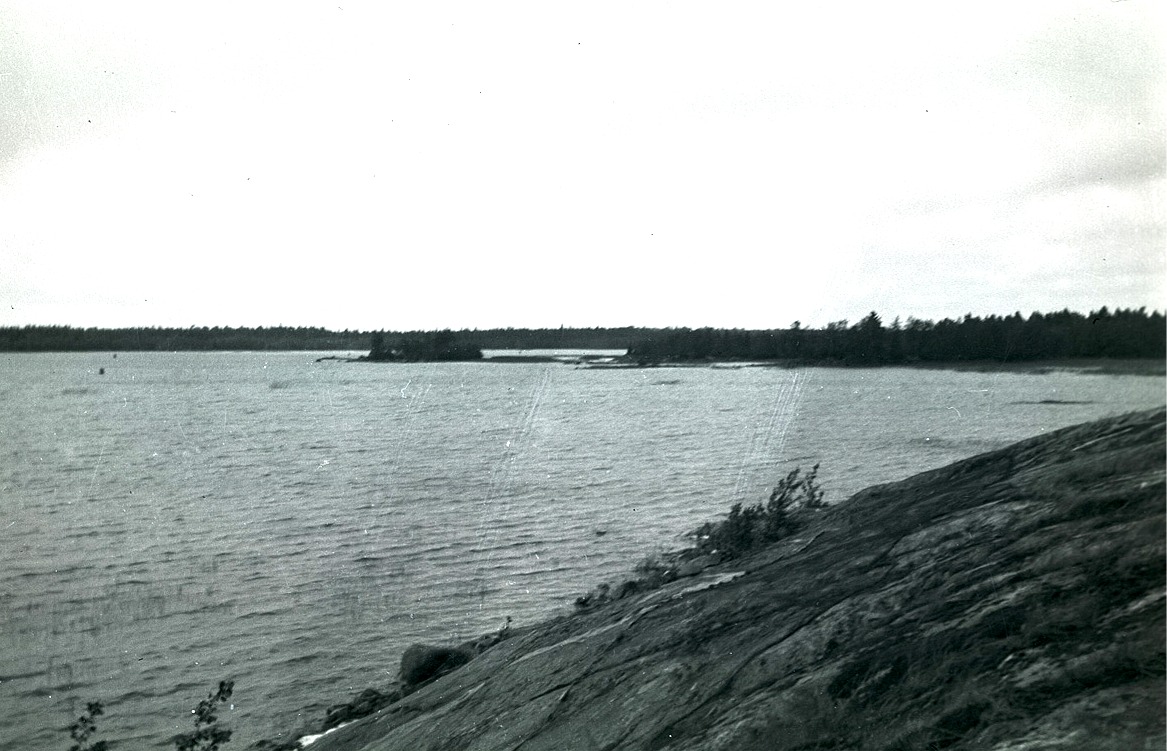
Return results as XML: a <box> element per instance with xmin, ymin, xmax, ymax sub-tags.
<box><xmin>0</xmin><ymin>325</ymin><xmax>657</xmax><ymax>353</ymax></box>
<box><xmin>173</xmin><ymin>680</ymin><xmax>234</xmax><ymax>751</ymax></box>
<box><xmin>68</xmin><ymin>702</ymin><xmax>108</xmax><ymax>751</ymax></box>
<box><xmin>367</xmin><ymin>329</ymin><xmax>484</xmax><ymax>362</ymax></box>
<box><xmin>693</xmin><ymin>464</ymin><xmax>826</xmax><ymax>559</ymax></box>
<box><xmin>65</xmin><ymin>681</ymin><xmax>235</xmax><ymax>751</ymax></box>
<box><xmin>576</xmin><ymin>465</ymin><xmax>827</xmax><ymax>610</ymax></box>
<box><xmin>0</xmin><ymin>325</ymin><xmax>372</xmax><ymax>352</ymax></box>
<box><xmin>627</xmin><ymin>308</ymin><xmax>1166</xmax><ymax>364</ymax></box>
<box><xmin>6</xmin><ymin>310</ymin><xmax>1163</xmax><ymax>360</ymax></box>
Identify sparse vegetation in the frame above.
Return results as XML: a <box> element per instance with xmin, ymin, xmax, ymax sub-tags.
<box><xmin>173</xmin><ymin>680</ymin><xmax>234</xmax><ymax>751</ymax></box>
<box><xmin>576</xmin><ymin>465</ymin><xmax>827</xmax><ymax>611</ymax></box>
<box><xmin>691</xmin><ymin>464</ymin><xmax>826</xmax><ymax>559</ymax></box>
<box><xmin>68</xmin><ymin>702</ymin><xmax>108</xmax><ymax>751</ymax></box>
<box><xmin>65</xmin><ymin>681</ymin><xmax>235</xmax><ymax>751</ymax></box>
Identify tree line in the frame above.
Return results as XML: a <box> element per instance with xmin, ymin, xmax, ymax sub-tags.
<box><xmin>0</xmin><ymin>326</ymin><xmax>371</xmax><ymax>352</ymax></box>
<box><xmin>626</xmin><ymin>308</ymin><xmax>1166</xmax><ymax>364</ymax></box>
<box><xmin>0</xmin><ymin>325</ymin><xmax>658</xmax><ymax>352</ymax></box>
<box><xmin>2</xmin><ymin>310</ymin><xmax>1162</xmax><ymax>362</ymax></box>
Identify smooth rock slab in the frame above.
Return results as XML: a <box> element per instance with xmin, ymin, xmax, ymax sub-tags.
<box><xmin>311</xmin><ymin>409</ymin><xmax>1166</xmax><ymax>751</ymax></box>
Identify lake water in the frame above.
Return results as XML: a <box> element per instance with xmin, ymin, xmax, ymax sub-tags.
<box><xmin>1</xmin><ymin>352</ymin><xmax>1163</xmax><ymax>749</ymax></box>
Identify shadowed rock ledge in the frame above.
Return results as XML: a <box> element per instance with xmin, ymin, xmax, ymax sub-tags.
<box><xmin>310</xmin><ymin>408</ymin><xmax>1166</xmax><ymax>751</ymax></box>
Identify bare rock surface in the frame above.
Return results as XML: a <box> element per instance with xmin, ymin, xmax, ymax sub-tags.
<box><xmin>310</xmin><ymin>409</ymin><xmax>1166</xmax><ymax>751</ymax></box>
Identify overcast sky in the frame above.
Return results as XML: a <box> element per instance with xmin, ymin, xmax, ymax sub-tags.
<box><xmin>0</xmin><ymin>1</ymin><xmax>1162</xmax><ymax>330</ymax></box>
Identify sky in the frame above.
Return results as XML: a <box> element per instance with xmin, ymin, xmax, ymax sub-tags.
<box><xmin>0</xmin><ymin>1</ymin><xmax>1163</xmax><ymax>331</ymax></box>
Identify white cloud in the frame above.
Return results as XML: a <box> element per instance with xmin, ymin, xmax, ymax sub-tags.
<box><xmin>0</xmin><ymin>1</ymin><xmax>1162</xmax><ymax>329</ymax></box>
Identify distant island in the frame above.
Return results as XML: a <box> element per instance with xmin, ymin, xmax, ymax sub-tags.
<box><xmin>1</xmin><ymin>308</ymin><xmax>1163</xmax><ymax>368</ymax></box>
<box><xmin>363</xmin><ymin>330</ymin><xmax>484</xmax><ymax>362</ymax></box>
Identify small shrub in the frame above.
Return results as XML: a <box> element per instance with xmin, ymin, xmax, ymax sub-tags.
<box><xmin>575</xmin><ymin>582</ymin><xmax>612</xmax><ymax>610</ymax></box>
<box><xmin>68</xmin><ymin>702</ymin><xmax>108</xmax><ymax>751</ymax></box>
<box><xmin>694</xmin><ymin>464</ymin><xmax>826</xmax><ymax>560</ymax></box>
<box><xmin>399</xmin><ymin>646</ymin><xmax>472</xmax><ymax>691</ymax></box>
<box><xmin>174</xmin><ymin>680</ymin><xmax>234</xmax><ymax>751</ymax></box>
<box><xmin>771</xmin><ymin>464</ymin><xmax>827</xmax><ymax>510</ymax></box>
<box><xmin>633</xmin><ymin>553</ymin><xmax>677</xmax><ymax>587</ymax></box>
<box><xmin>574</xmin><ymin>465</ymin><xmax>828</xmax><ymax>610</ymax></box>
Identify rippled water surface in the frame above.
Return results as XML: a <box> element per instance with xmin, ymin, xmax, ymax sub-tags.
<box><xmin>1</xmin><ymin>352</ymin><xmax>1163</xmax><ymax>749</ymax></box>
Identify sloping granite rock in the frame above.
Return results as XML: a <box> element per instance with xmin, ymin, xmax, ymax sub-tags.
<box><xmin>311</xmin><ymin>408</ymin><xmax>1166</xmax><ymax>751</ymax></box>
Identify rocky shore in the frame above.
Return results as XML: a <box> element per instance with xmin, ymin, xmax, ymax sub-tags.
<box><xmin>301</xmin><ymin>408</ymin><xmax>1165</xmax><ymax>751</ymax></box>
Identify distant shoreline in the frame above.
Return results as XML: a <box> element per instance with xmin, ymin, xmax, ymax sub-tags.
<box><xmin>887</xmin><ymin>357</ymin><xmax>1166</xmax><ymax>376</ymax></box>
<box><xmin>5</xmin><ymin>349</ymin><xmax>1162</xmax><ymax>376</ymax></box>
<box><xmin>582</xmin><ymin>356</ymin><xmax>1167</xmax><ymax>376</ymax></box>
<box><xmin>358</xmin><ymin>354</ymin><xmax>1165</xmax><ymax>376</ymax></box>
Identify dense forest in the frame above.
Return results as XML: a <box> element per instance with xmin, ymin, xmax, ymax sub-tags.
<box><xmin>369</xmin><ymin>326</ymin><xmax>660</xmax><ymax>353</ymax></box>
<box><xmin>0</xmin><ymin>325</ymin><xmax>372</xmax><ymax>352</ymax></box>
<box><xmin>1</xmin><ymin>310</ymin><xmax>1162</xmax><ymax>365</ymax></box>
<box><xmin>627</xmin><ymin>308</ymin><xmax>1166</xmax><ymax>364</ymax></box>
<box><xmin>0</xmin><ymin>325</ymin><xmax>655</xmax><ymax>352</ymax></box>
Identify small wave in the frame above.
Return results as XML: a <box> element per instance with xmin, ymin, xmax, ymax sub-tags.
<box><xmin>64</xmin><ymin>529</ymin><xmax>103</xmax><ymax>539</ymax></box>
<box><xmin>237</xmin><ymin>607</ymin><xmax>291</xmax><ymax>620</ymax></box>
<box><xmin>164</xmin><ymin>679</ymin><xmax>224</xmax><ymax>698</ymax></box>
<box><xmin>909</xmin><ymin>436</ymin><xmax>952</xmax><ymax>448</ymax></box>
<box><xmin>274</xmin><ymin>652</ymin><xmax>321</xmax><ymax>668</ymax></box>
<box><xmin>158</xmin><ymin>601</ymin><xmax>238</xmax><ymax>618</ymax></box>
<box><xmin>463</xmin><ymin>539</ymin><xmax>558</xmax><ymax>556</ymax></box>
<box><xmin>15</xmin><ymin>570</ymin><xmax>51</xmax><ymax>580</ymax></box>
<box><xmin>111</xmin><ymin>688</ymin><xmax>158</xmax><ymax>704</ymax></box>
<box><xmin>1011</xmin><ymin>399</ymin><xmax>1094</xmax><ymax>405</ymax></box>
<box><xmin>353</xmin><ymin>554</ymin><xmax>386</xmax><ymax>563</ymax></box>
<box><xmin>0</xmin><ymin>669</ymin><xmax>47</xmax><ymax>682</ymax></box>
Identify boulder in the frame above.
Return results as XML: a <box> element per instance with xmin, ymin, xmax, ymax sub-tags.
<box><xmin>399</xmin><ymin>645</ymin><xmax>472</xmax><ymax>689</ymax></box>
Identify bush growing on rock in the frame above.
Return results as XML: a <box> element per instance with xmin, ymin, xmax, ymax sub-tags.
<box><xmin>399</xmin><ymin>645</ymin><xmax>473</xmax><ymax>691</ymax></box>
<box><xmin>632</xmin><ymin>552</ymin><xmax>677</xmax><ymax>587</ymax></box>
<box><xmin>575</xmin><ymin>466</ymin><xmax>827</xmax><ymax>611</ymax></box>
<box><xmin>693</xmin><ymin>464</ymin><xmax>825</xmax><ymax>559</ymax></box>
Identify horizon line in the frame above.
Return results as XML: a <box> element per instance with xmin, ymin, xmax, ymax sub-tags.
<box><xmin>1</xmin><ymin>306</ymin><xmax>1165</xmax><ymax>335</ymax></box>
